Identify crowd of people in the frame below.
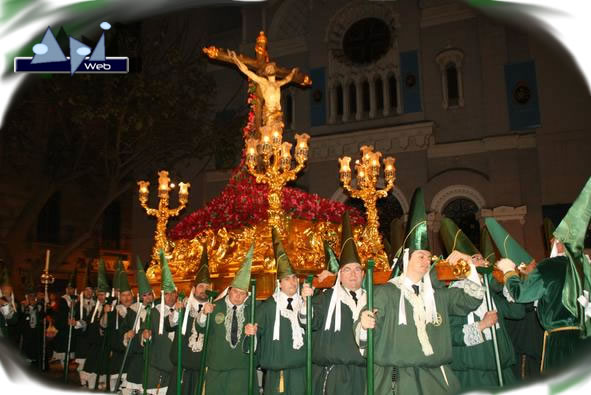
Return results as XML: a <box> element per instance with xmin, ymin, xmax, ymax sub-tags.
<box><xmin>1</xmin><ymin>178</ymin><xmax>591</xmax><ymax>395</ymax></box>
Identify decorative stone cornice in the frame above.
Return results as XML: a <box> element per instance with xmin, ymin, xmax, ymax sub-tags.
<box><xmin>308</xmin><ymin>121</ymin><xmax>435</xmax><ymax>163</ymax></box>
<box><xmin>427</xmin><ymin>133</ymin><xmax>537</xmax><ymax>159</ymax></box>
<box><xmin>479</xmin><ymin>206</ymin><xmax>528</xmax><ymax>225</ymax></box>
<box><xmin>420</xmin><ymin>2</ymin><xmax>476</xmax><ymax>28</ymax></box>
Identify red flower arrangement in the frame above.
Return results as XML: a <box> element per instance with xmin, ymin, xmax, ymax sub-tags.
<box><xmin>169</xmin><ymin>82</ymin><xmax>365</xmax><ymax>241</ymax></box>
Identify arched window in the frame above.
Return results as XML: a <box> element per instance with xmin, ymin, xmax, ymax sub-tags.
<box><xmin>349</xmin><ymin>82</ymin><xmax>357</xmax><ymax>115</ymax></box>
<box><xmin>435</xmin><ymin>48</ymin><xmax>465</xmax><ymax>110</ymax></box>
<box><xmin>375</xmin><ymin>77</ymin><xmax>384</xmax><ymax>111</ymax></box>
<box><xmin>362</xmin><ymin>80</ymin><xmax>370</xmax><ymax>113</ymax></box>
<box><xmin>443</xmin><ymin>198</ymin><xmax>480</xmax><ymax>248</ymax></box>
<box><xmin>389</xmin><ymin>74</ymin><xmax>398</xmax><ymax>110</ymax></box>
<box><xmin>336</xmin><ymin>84</ymin><xmax>344</xmax><ymax>116</ymax></box>
<box><xmin>342</xmin><ymin>18</ymin><xmax>391</xmax><ymax>65</ymax></box>
<box><xmin>446</xmin><ymin>63</ymin><xmax>459</xmax><ymax>107</ymax></box>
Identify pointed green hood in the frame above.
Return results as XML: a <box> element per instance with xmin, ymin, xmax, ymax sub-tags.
<box><xmin>403</xmin><ymin>188</ymin><xmax>430</xmax><ymax>254</ymax></box>
<box><xmin>543</xmin><ymin>217</ymin><xmax>556</xmax><ymax>255</ymax></box>
<box><xmin>272</xmin><ymin>227</ymin><xmax>296</xmax><ymax>279</ymax></box>
<box><xmin>339</xmin><ymin>210</ymin><xmax>361</xmax><ymax>266</ymax></box>
<box><xmin>159</xmin><ymin>250</ymin><xmax>176</xmax><ymax>293</ymax></box>
<box><xmin>136</xmin><ymin>257</ymin><xmax>152</xmax><ymax>296</ymax></box>
<box><xmin>439</xmin><ymin>217</ymin><xmax>479</xmax><ymax>256</ymax></box>
<box><xmin>194</xmin><ymin>244</ymin><xmax>211</xmax><ymax>285</ymax></box>
<box><xmin>323</xmin><ymin>240</ymin><xmax>340</xmax><ymax>274</ymax></box>
<box><xmin>480</xmin><ymin>227</ymin><xmax>498</xmax><ymax>265</ymax></box>
<box><xmin>97</xmin><ymin>258</ymin><xmax>110</xmax><ymax>293</ymax></box>
<box><xmin>484</xmin><ymin>217</ymin><xmax>533</xmax><ymax>265</ymax></box>
<box><xmin>118</xmin><ymin>265</ymin><xmax>131</xmax><ymax>293</ymax></box>
<box><xmin>231</xmin><ymin>243</ymin><xmax>254</xmax><ymax>291</ymax></box>
<box><xmin>553</xmin><ymin>177</ymin><xmax>591</xmax><ymax>336</ymax></box>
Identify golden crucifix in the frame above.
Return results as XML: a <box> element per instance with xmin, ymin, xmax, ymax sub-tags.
<box><xmin>203</xmin><ymin>31</ymin><xmax>311</xmax><ymax>134</ymax></box>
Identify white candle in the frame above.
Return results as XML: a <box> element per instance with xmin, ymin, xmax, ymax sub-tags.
<box><xmin>45</xmin><ymin>249</ymin><xmax>50</xmax><ymax>272</ymax></box>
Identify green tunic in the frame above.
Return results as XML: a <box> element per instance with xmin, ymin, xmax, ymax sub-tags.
<box><xmin>80</xmin><ymin>304</ymin><xmax>106</xmax><ymax>375</ymax></box>
<box><xmin>143</xmin><ymin>303</ymin><xmax>175</xmax><ymax>390</ymax></box>
<box><xmin>52</xmin><ymin>296</ymin><xmax>76</xmax><ymax>355</ymax></box>
<box><xmin>359</xmin><ymin>279</ymin><xmax>483</xmax><ymax>395</ymax></box>
<box><xmin>254</xmin><ymin>296</ymin><xmax>306</xmax><ymax>395</ymax></box>
<box><xmin>168</xmin><ymin>303</ymin><xmax>205</xmax><ymax>395</ymax></box>
<box><xmin>72</xmin><ymin>299</ymin><xmax>95</xmax><ymax>359</ymax></box>
<box><xmin>504</xmin><ymin>256</ymin><xmax>591</xmax><ymax>372</ymax></box>
<box><xmin>450</xmin><ymin>276</ymin><xmax>525</xmax><ymax>391</ymax></box>
<box><xmin>107</xmin><ymin>304</ymin><xmax>135</xmax><ymax>376</ymax></box>
<box><xmin>310</xmin><ymin>288</ymin><xmax>366</xmax><ymax>395</ymax></box>
<box><xmin>123</xmin><ymin>302</ymin><xmax>150</xmax><ymax>388</ymax></box>
<box><xmin>201</xmin><ymin>296</ymin><xmax>255</xmax><ymax>395</ymax></box>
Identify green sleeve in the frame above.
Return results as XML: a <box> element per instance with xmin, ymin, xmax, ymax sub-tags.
<box><xmin>450</xmin><ymin>315</ymin><xmax>472</xmax><ymax>346</ymax></box>
<box><xmin>445</xmin><ymin>283</ymin><xmax>483</xmax><ymax>316</ymax></box>
<box><xmin>492</xmin><ymin>292</ymin><xmax>525</xmax><ymax>320</ymax></box>
<box><xmin>311</xmin><ymin>291</ymin><xmax>326</xmax><ymax>331</ymax></box>
<box><xmin>505</xmin><ymin>268</ymin><xmax>545</xmax><ymax>303</ymax></box>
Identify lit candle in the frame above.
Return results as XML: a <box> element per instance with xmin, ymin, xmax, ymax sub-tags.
<box><xmin>294</xmin><ymin>133</ymin><xmax>310</xmax><ymax>149</ymax></box>
<box><xmin>178</xmin><ymin>182</ymin><xmax>190</xmax><ymax>196</ymax></box>
<box><xmin>246</xmin><ymin>138</ymin><xmax>258</xmax><ymax>158</ymax></box>
<box><xmin>138</xmin><ymin>181</ymin><xmax>149</xmax><ymax>195</ymax></box>
<box><xmin>272</xmin><ymin>130</ymin><xmax>281</xmax><ymax>145</ymax></box>
<box><xmin>339</xmin><ymin>157</ymin><xmax>352</xmax><ymax>173</ymax></box>
<box><xmin>281</xmin><ymin>142</ymin><xmax>292</xmax><ymax>158</ymax></box>
<box><xmin>158</xmin><ymin>170</ymin><xmax>170</xmax><ymax>192</ymax></box>
<box><xmin>45</xmin><ymin>249</ymin><xmax>50</xmax><ymax>272</ymax></box>
<box><xmin>383</xmin><ymin>156</ymin><xmax>396</xmax><ymax>171</ymax></box>
<box><xmin>360</xmin><ymin>145</ymin><xmax>374</xmax><ymax>161</ymax></box>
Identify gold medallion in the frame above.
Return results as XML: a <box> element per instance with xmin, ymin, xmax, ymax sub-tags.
<box><xmin>215</xmin><ymin>312</ymin><xmax>225</xmax><ymax>324</ymax></box>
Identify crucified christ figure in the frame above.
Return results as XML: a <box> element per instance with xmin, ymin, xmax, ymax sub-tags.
<box><xmin>229</xmin><ymin>50</ymin><xmax>297</xmax><ymax>128</ymax></box>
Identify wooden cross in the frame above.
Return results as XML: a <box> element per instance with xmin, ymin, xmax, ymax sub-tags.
<box><xmin>203</xmin><ymin>31</ymin><xmax>312</xmax><ymax>87</ymax></box>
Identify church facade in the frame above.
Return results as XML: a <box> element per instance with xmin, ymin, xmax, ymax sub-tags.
<box><xmin>133</xmin><ymin>0</ymin><xmax>591</xmax><ymax>262</ymax></box>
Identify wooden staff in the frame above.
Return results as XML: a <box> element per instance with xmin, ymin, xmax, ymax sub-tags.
<box><xmin>115</xmin><ymin>304</ymin><xmax>144</xmax><ymax>391</ymax></box>
<box><xmin>366</xmin><ymin>259</ymin><xmax>375</xmax><ymax>395</ymax></box>
<box><xmin>483</xmin><ymin>273</ymin><xmax>504</xmax><ymax>386</ymax></box>
<box><xmin>64</xmin><ymin>291</ymin><xmax>76</xmax><ymax>384</ymax></box>
<box><xmin>248</xmin><ymin>279</ymin><xmax>257</xmax><ymax>395</ymax></box>
<box><xmin>305</xmin><ymin>275</ymin><xmax>314</xmax><ymax>395</ymax></box>
<box><xmin>196</xmin><ymin>290</ymin><xmax>218</xmax><ymax>395</ymax></box>
<box><xmin>176</xmin><ymin>292</ymin><xmax>185</xmax><ymax>395</ymax></box>
<box><xmin>142</xmin><ymin>305</ymin><xmax>153</xmax><ymax>395</ymax></box>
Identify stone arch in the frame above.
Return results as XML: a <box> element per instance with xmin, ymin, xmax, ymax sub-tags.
<box><xmin>430</xmin><ymin>184</ymin><xmax>486</xmax><ymax>213</ymax></box>
<box><xmin>428</xmin><ymin>185</ymin><xmax>486</xmax><ymax>233</ymax></box>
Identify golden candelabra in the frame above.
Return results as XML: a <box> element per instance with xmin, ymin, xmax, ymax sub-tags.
<box><xmin>339</xmin><ymin>145</ymin><xmax>396</xmax><ymax>269</ymax></box>
<box><xmin>245</xmin><ymin>127</ymin><xmax>310</xmax><ymax>235</ymax></box>
<box><xmin>138</xmin><ymin>170</ymin><xmax>190</xmax><ymax>270</ymax></box>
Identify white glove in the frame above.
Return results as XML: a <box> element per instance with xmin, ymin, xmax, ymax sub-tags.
<box><xmin>577</xmin><ymin>291</ymin><xmax>591</xmax><ymax>319</ymax></box>
<box><xmin>496</xmin><ymin>258</ymin><xmax>516</xmax><ymax>274</ymax></box>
